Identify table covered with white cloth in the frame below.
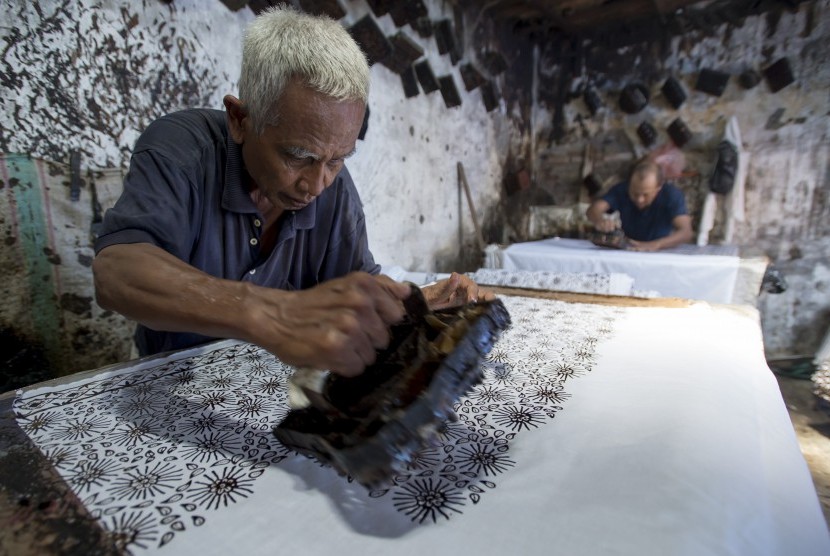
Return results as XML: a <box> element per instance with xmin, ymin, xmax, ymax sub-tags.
<box><xmin>2</xmin><ymin>294</ymin><xmax>827</xmax><ymax>555</ymax></box>
<box><xmin>486</xmin><ymin>238</ymin><xmax>768</xmax><ymax>304</ymax></box>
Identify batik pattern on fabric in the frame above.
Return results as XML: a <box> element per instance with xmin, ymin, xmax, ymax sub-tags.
<box><xmin>469</xmin><ymin>268</ymin><xmax>635</xmax><ymax>296</ymax></box>
<box><xmin>14</xmin><ymin>296</ymin><xmax>621</xmax><ymax>554</ymax></box>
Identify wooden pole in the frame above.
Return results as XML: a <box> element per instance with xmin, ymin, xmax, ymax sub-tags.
<box><xmin>457</xmin><ymin>162</ymin><xmax>486</xmax><ymax>251</ymax></box>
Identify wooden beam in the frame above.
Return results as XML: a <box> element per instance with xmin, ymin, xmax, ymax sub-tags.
<box><xmin>509</xmin><ymin>0</ymin><xmax>706</xmax><ymax>33</ymax></box>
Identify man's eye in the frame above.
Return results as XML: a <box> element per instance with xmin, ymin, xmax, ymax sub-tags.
<box><xmin>287</xmin><ymin>154</ymin><xmax>311</xmax><ymax>165</ymax></box>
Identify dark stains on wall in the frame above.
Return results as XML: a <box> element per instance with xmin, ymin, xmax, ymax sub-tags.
<box><xmin>457</xmin><ymin>0</ymin><xmax>537</xmax><ymax>246</ymax></box>
<box><xmin>1</xmin><ymin>0</ymin><xmax>227</xmax><ymax>167</ymax></box>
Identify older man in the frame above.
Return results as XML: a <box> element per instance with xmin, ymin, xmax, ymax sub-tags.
<box><xmin>93</xmin><ymin>7</ymin><xmax>488</xmax><ymax>377</ymax></box>
<box><xmin>586</xmin><ymin>159</ymin><xmax>693</xmax><ymax>251</ymax></box>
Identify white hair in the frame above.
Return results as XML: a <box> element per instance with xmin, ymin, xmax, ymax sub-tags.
<box><xmin>238</xmin><ymin>6</ymin><xmax>370</xmax><ymax>135</ymax></box>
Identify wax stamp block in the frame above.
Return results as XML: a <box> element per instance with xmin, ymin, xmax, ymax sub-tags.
<box><xmin>274</xmin><ymin>286</ymin><xmax>511</xmax><ymax>488</ymax></box>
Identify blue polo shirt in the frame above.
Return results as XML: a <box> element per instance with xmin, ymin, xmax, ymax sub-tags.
<box><xmin>602</xmin><ymin>181</ymin><xmax>688</xmax><ymax>241</ymax></box>
<box><xmin>95</xmin><ymin>109</ymin><xmax>379</xmax><ymax>355</ymax></box>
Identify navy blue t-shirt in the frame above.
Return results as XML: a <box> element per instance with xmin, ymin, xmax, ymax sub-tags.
<box><xmin>95</xmin><ymin>109</ymin><xmax>379</xmax><ymax>355</ymax></box>
<box><xmin>601</xmin><ymin>181</ymin><xmax>688</xmax><ymax>241</ymax></box>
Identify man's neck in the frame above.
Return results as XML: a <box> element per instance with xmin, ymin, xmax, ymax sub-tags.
<box><xmin>248</xmin><ymin>185</ymin><xmax>284</xmax><ymax>229</ymax></box>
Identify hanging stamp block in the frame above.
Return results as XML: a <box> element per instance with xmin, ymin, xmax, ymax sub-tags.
<box><xmin>667</xmin><ymin>118</ymin><xmax>693</xmax><ymax>148</ymax></box>
<box><xmin>414</xmin><ymin>60</ymin><xmax>440</xmax><ymax>93</ymax></box>
<box><xmin>661</xmin><ymin>76</ymin><xmax>687</xmax><ymax>109</ymax></box>
<box><xmin>695</xmin><ymin>68</ymin><xmax>730</xmax><ymax>97</ymax></box>
<box><xmin>438</xmin><ymin>75</ymin><xmax>462</xmax><ymax>108</ymax></box>
<box><xmin>763</xmin><ymin>58</ymin><xmax>795</xmax><ymax>93</ymax></box>
<box><xmin>637</xmin><ymin>121</ymin><xmax>658</xmax><ymax>147</ymax></box>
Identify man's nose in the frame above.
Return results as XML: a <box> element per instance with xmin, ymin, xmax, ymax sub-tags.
<box><xmin>300</xmin><ymin>162</ymin><xmax>335</xmax><ymax>198</ymax></box>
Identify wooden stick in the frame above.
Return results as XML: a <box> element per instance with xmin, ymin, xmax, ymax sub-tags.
<box><xmin>457</xmin><ymin>162</ymin><xmax>486</xmax><ymax>251</ymax></box>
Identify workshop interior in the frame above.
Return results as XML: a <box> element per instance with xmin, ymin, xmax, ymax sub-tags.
<box><xmin>1</xmin><ymin>0</ymin><xmax>829</xmax><ymax>554</ymax></box>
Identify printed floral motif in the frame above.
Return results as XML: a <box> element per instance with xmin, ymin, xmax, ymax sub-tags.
<box><xmin>14</xmin><ymin>296</ymin><xmax>618</xmax><ymax>554</ymax></box>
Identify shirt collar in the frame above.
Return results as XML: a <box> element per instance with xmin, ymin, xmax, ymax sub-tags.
<box><xmin>222</xmin><ymin>137</ymin><xmax>257</xmax><ymax>213</ymax></box>
<box><xmin>221</xmin><ymin>134</ymin><xmax>318</xmax><ymax>228</ymax></box>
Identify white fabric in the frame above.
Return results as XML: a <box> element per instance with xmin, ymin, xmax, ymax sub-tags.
<box><xmin>469</xmin><ymin>267</ymin><xmax>637</xmax><ymax>296</ymax></box>
<box><xmin>723</xmin><ymin>116</ymin><xmax>748</xmax><ymax>243</ymax></box>
<box><xmin>12</xmin><ymin>297</ymin><xmax>829</xmax><ymax>555</ymax></box>
<box><xmin>697</xmin><ymin>191</ymin><xmax>718</xmax><ymax>246</ymax></box>
<box><xmin>483</xmin><ymin>243</ymin><xmax>503</xmax><ymax>269</ymax></box>
<box><xmin>496</xmin><ymin>237</ymin><xmax>741</xmax><ymax>303</ymax></box>
<box><xmin>814</xmin><ymin>325</ymin><xmax>830</xmax><ymax>366</ymax></box>
<box><xmin>697</xmin><ymin>116</ymin><xmax>749</xmax><ymax>246</ymax></box>
<box><xmin>380</xmin><ymin>264</ymin><xmax>448</xmax><ymax>286</ymax></box>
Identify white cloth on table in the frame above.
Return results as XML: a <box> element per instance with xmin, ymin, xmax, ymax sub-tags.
<box><xmin>468</xmin><ymin>267</ymin><xmax>637</xmax><ymax>296</ymax></box>
<box><xmin>13</xmin><ymin>297</ymin><xmax>829</xmax><ymax>555</ymax></box>
<box><xmin>495</xmin><ymin>237</ymin><xmax>740</xmax><ymax>303</ymax></box>
<box><xmin>380</xmin><ymin>264</ymin><xmax>448</xmax><ymax>286</ymax></box>
<box><xmin>697</xmin><ymin>116</ymin><xmax>749</xmax><ymax>246</ymax></box>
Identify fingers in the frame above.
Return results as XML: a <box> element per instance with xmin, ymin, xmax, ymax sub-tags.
<box><xmin>263</xmin><ymin>272</ymin><xmax>496</xmax><ymax>378</ymax></box>
<box><xmin>314</xmin><ymin>322</ymin><xmax>377</xmax><ymax>378</ymax></box>
<box><xmin>371</xmin><ymin>274</ymin><xmax>409</xmax><ymax>325</ymax></box>
<box><xmin>478</xmin><ymin>288</ymin><xmax>496</xmax><ymax>303</ymax></box>
<box><xmin>324</xmin><ymin>273</ymin><xmax>410</xmax><ymax>373</ymax></box>
<box><xmin>423</xmin><ymin>273</ymin><xmax>495</xmax><ymax>309</ymax></box>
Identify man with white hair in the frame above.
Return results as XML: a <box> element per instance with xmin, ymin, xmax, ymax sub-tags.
<box><xmin>93</xmin><ymin>7</ymin><xmax>488</xmax><ymax>377</ymax></box>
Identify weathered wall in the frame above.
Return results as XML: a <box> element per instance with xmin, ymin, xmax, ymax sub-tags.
<box><xmin>0</xmin><ymin>0</ymin><xmax>530</xmax><ymax>378</ymax></box>
<box><xmin>529</xmin><ymin>0</ymin><xmax>830</xmax><ymax>358</ymax></box>
<box><xmin>0</xmin><ymin>0</ymin><xmax>252</xmax><ymax>167</ymax></box>
<box><xmin>340</xmin><ymin>1</ymin><xmax>532</xmax><ymax>271</ymax></box>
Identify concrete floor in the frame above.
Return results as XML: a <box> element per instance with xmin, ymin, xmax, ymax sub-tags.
<box><xmin>775</xmin><ymin>373</ymin><xmax>830</xmax><ymax>528</ymax></box>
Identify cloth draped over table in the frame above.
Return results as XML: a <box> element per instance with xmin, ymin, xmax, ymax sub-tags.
<box><xmin>697</xmin><ymin>116</ymin><xmax>749</xmax><ymax>246</ymax></box>
<box><xmin>485</xmin><ymin>238</ymin><xmax>742</xmax><ymax>303</ymax></box>
<box><xmin>468</xmin><ymin>267</ymin><xmax>642</xmax><ymax>297</ymax></box>
<box><xmin>12</xmin><ymin>296</ymin><xmax>830</xmax><ymax>555</ymax></box>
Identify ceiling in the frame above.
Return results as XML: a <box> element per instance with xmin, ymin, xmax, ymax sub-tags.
<box><xmin>479</xmin><ymin>0</ymin><xmax>799</xmax><ymax>38</ymax></box>
<box><xmin>484</xmin><ymin>0</ymin><xmax>706</xmax><ymax>34</ymax></box>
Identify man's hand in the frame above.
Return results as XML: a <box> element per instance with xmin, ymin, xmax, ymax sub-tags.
<box><xmin>626</xmin><ymin>239</ymin><xmax>661</xmax><ymax>252</ymax></box>
<box><xmin>593</xmin><ymin>218</ymin><xmax>619</xmax><ymax>233</ymax></box>
<box><xmin>421</xmin><ymin>272</ymin><xmax>494</xmax><ymax>310</ymax></box>
<box><xmin>246</xmin><ymin>272</ymin><xmax>410</xmax><ymax>377</ymax></box>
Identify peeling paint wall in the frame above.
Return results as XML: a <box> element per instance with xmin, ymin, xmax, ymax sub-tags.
<box><xmin>1</xmin><ymin>0</ymin><xmax>252</xmax><ymax>167</ymax></box>
<box><xmin>0</xmin><ymin>0</ymin><xmax>530</xmax><ymax>377</ymax></box>
<box><xmin>530</xmin><ymin>0</ymin><xmax>830</xmax><ymax>358</ymax></box>
<box><xmin>341</xmin><ymin>1</ymin><xmax>530</xmax><ymax>272</ymax></box>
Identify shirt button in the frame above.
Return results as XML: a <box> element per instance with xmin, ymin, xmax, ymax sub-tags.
<box><xmin>254</xmin><ymin>219</ymin><xmax>261</xmax><ymax>227</ymax></box>
<box><xmin>249</xmin><ymin>269</ymin><xmax>256</xmax><ymax>275</ymax></box>
<box><xmin>249</xmin><ymin>238</ymin><xmax>258</xmax><ymax>246</ymax></box>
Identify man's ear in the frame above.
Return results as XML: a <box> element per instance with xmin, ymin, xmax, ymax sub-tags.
<box><xmin>223</xmin><ymin>95</ymin><xmax>247</xmax><ymax>144</ymax></box>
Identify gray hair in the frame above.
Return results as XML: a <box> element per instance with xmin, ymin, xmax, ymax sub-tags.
<box><xmin>238</xmin><ymin>6</ymin><xmax>370</xmax><ymax>135</ymax></box>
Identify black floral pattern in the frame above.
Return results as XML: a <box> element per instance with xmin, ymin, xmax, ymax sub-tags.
<box><xmin>14</xmin><ymin>296</ymin><xmax>618</xmax><ymax>553</ymax></box>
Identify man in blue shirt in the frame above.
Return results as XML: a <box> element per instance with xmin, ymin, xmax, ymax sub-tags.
<box><xmin>92</xmin><ymin>7</ymin><xmax>489</xmax><ymax>377</ymax></box>
<box><xmin>586</xmin><ymin>159</ymin><xmax>693</xmax><ymax>251</ymax></box>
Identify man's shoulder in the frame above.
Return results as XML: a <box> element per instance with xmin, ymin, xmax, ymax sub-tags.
<box><xmin>657</xmin><ymin>182</ymin><xmax>688</xmax><ymax>215</ymax></box>
<box><xmin>660</xmin><ymin>182</ymin><xmax>685</xmax><ymax>201</ymax></box>
<box><xmin>602</xmin><ymin>181</ymin><xmax>630</xmax><ymax>201</ymax></box>
<box><xmin>611</xmin><ymin>181</ymin><xmax>629</xmax><ymax>192</ymax></box>
<box><xmin>133</xmin><ymin>109</ymin><xmax>228</xmax><ymax>163</ymax></box>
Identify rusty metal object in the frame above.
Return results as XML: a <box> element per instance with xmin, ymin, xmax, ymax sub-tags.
<box><xmin>588</xmin><ymin>229</ymin><xmax>627</xmax><ymax>249</ymax></box>
<box><xmin>273</xmin><ymin>286</ymin><xmax>511</xmax><ymax>488</ymax></box>
<box><xmin>0</xmin><ymin>395</ymin><xmax>119</xmax><ymax>555</ymax></box>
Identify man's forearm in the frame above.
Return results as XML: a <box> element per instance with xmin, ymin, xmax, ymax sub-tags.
<box><xmin>93</xmin><ymin>242</ymin><xmax>413</xmax><ymax>375</ymax></box>
<box><xmin>653</xmin><ymin>227</ymin><xmax>694</xmax><ymax>250</ymax></box>
<box><xmin>585</xmin><ymin>203</ymin><xmax>605</xmax><ymax>226</ymax></box>
<box><xmin>93</xmin><ymin>242</ymin><xmax>265</xmax><ymax>342</ymax></box>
